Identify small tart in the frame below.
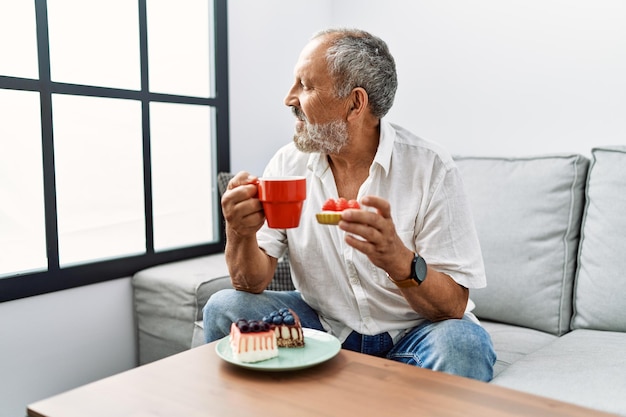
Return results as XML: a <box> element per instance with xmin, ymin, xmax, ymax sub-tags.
<box><xmin>316</xmin><ymin>212</ymin><xmax>342</xmax><ymax>225</ymax></box>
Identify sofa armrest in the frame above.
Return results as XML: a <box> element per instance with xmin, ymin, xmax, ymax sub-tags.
<box><xmin>132</xmin><ymin>253</ymin><xmax>232</xmax><ymax>364</ymax></box>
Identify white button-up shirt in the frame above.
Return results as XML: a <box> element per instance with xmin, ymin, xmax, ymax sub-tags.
<box><xmin>257</xmin><ymin>119</ymin><xmax>485</xmax><ymax>343</ymax></box>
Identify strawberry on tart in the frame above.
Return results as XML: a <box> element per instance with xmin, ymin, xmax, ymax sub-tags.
<box><xmin>316</xmin><ymin>197</ymin><xmax>360</xmax><ymax>225</ymax></box>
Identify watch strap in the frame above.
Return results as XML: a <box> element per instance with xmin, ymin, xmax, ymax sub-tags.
<box><xmin>386</xmin><ymin>253</ymin><xmax>427</xmax><ymax>288</ymax></box>
<box><xmin>387</xmin><ymin>273</ymin><xmax>420</xmax><ymax>288</ymax></box>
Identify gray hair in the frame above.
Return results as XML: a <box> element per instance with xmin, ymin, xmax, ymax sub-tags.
<box><xmin>313</xmin><ymin>28</ymin><xmax>398</xmax><ymax>119</ymax></box>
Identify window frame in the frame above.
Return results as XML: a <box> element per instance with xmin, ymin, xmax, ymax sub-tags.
<box><xmin>0</xmin><ymin>0</ymin><xmax>230</xmax><ymax>302</ymax></box>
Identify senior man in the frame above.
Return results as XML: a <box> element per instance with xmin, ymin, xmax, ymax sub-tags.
<box><xmin>203</xmin><ymin>28</ymin><xmax>495</xmax><ymax>381</ymax></box>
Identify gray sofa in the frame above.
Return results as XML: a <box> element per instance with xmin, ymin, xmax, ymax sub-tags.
<box><xmin>133</xmin><ymin>146</ymin><xmax>626</xmax><ymax>416</ymax></box>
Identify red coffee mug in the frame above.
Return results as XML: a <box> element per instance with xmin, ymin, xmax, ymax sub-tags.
<box><xmin>257</xmin><ymin>176</ymin><xmax>306</xmax><ymax>229</ymax></box>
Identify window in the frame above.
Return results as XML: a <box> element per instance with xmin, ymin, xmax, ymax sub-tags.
<box><xmin>0</xmin><ymin>0</ymin><xmax>229</xmax><ymax>302</ymax></box>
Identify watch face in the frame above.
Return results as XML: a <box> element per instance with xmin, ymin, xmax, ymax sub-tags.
<box><xmin>413</xmin><ymin>255</ymin><xmax>427</xmax><ymax>284</ymax></box>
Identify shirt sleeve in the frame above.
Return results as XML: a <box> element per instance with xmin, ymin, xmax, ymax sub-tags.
<box><xmin>417</xmin><ymin>164</ymin><xmax>486</xmax><ymax>289</ymax></box>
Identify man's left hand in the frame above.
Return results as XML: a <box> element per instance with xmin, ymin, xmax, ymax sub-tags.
<box><xmin>339</xmin><ymin>195</ymin><xmax>413</xmax><ymax>280</ymax></box>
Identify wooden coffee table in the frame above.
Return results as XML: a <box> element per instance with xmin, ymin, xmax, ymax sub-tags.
<box><xmin>28</xmin><ymin>340</ymin><xmax>615</xmax><ymax>417</ymax></box>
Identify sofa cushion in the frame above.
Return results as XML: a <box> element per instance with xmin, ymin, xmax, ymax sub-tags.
<box><xmin>491</xmin><ymin>329</ymin><xmax>626</xmax><ymax>416</ymax></box>
<box><xmin>480</xmin><ymin>320</ymin><xmax>556</xmax><ymax>378</ymax></box>
<box><xmin>133</xmin><ymin>254</ymin><xmax>232</xmax><ymax>364</ymax></box>
<box><xmin>572</xmin><ymin>146</ymin><xmax>626</xmax><ymax>332</ymax></box>
<box><xmin>455</xmin><ymin>155</ymin><xmax>589</xmax><ymax>335</ymax></box>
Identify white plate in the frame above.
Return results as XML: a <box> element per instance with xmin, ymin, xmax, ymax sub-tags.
<box><xmin>215</xmin><ymin>328</ymin><xmax>341</xmax><ymax>371</ymax></box>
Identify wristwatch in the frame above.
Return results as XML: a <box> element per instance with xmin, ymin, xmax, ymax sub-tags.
<box><xmin>387</xmin><ymin>253</ymin><xmax>427</xmax><ymax>288</ymax></box>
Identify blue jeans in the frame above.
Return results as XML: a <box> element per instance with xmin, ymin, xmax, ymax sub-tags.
<box><xmin>203</xmin><ymin>289</ymin><xmax>496</xmax><ymax>382</ymax></box>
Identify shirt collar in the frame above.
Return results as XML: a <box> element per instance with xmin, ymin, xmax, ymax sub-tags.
<box><xmin>373</xmin><ymin>119</ymin><xmax>395</xmax><ymax>176</ymax></box>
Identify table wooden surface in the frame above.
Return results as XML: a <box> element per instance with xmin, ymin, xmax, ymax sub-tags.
<box><xmin>28</xmin><ymin>341</ymin><xmax>616</xmax><ymax>417</ymax></box>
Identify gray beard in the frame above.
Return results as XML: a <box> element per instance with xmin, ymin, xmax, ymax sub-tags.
<box><xmin>293</xmin><ymin>118</ymin><xmax>349</xmax><ymax>154</ymax></box>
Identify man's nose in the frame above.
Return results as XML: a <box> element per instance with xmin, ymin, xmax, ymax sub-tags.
<box><xmin>284</xmin><ymin>84</ymin><xmax>298</xmax><ymax>107</ymax></box>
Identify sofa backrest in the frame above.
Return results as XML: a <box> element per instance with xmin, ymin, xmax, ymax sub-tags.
<box><xmin>571</xmin><ymin>146</ymin><xmax>626</xmax><ymax>332</ymax></box>
<box><xmin>456</xmin><ymin>154</ymin><xmax>589</xmax><ymax>335</ymax></box>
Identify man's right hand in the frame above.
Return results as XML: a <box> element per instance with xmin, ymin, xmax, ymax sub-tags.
<box><xmin>221</xmin><ymin>171</ymin><xmax>265</xmax><ymax>239</ymax></box>
<box><xmin>221</xmin><ymin>171</ymin><xmax>277</xmax><ymax>293</ymax></box>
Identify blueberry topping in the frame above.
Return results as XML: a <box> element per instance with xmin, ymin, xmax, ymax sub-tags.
<box><xmin>260</xmin><ymin>308</ymin><xmax>298</xmax><ymax>326</ymax></box>
<box><xmin>235</xmin><ymin>318</ymin><xmax>272</xmax><ymax>333</ymax></box>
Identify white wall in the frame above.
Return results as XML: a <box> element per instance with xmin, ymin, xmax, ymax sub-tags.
<box><xmin>0</xmin><ymin>278</ymin><xmax>136</xmax><ymax>417</ymax></box>
<box><xmin>228</xmin><ymin>0</ymin><xmax>333</xmax><ymax>175</ymax></box>
<box><xmin>331</xmin><ymin>0</ymin><xmax>626</xmax><ymax>157</ymax></box>
<box><xmin>228</xmin><ymin>0</ymin><xmax>626</xmax><ymax>176</ymax></box>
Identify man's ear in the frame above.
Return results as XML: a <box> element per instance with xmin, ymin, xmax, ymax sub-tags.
<box><xmin>347</xmin><ymin>87</ymin><xmax>369</xmax><ymax>120</ymax></box>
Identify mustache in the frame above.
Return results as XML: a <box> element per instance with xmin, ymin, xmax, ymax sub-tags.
<box><xmin>291</xmin><ymin>106</ymin><xmax>306</xmax><ymax>121</ymax></box>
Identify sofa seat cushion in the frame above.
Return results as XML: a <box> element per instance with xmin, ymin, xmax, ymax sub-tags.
<box><xmin>480</xmin><ymin>320</ymin><xmax>556</xmax><ymax>378</ymax></box>
<box><xmin>573</xmin><ymin>146</ymin><xmax>626</xmax><ymax>332</ymax></box>
<box><xmin>455</xmin><ymin>154</ymin><xmax>589</xmax><ymax>335</ymax></box>
<box><xmin>491</xmin><ymin>329</ymin><xmax>626</xmax><ymax>416</ymax></box>
<box><xmin>132</xmin><ymin>254</ymin><xmax>232</xmax><ymax>364</ymax></box>
<box><xmin>192</xmin><ymin>320</ymin><xmax>205</xmax><ymax>349</ymax></box>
